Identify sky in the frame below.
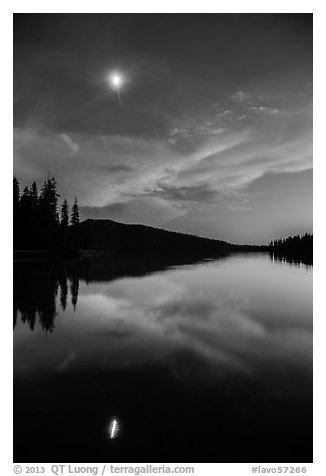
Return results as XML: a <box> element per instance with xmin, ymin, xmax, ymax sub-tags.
<box><xmin>13</xmin><ymin>14</ymin><xmax>312</xmax><ymax>244</ymax></box>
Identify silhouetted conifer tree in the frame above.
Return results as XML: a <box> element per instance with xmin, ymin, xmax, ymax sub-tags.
<box><xmin>19</xmin><ymin>187</ymin><xmax>34</xmax><ymax>246</ymax></box>
<box><xmin>71</xmin><ymin>198</ymin><xmax>80</xmax><ymax>225</ymax></box>
<box><xmin>13</xmin><ymin>177</ymin><xmax>21</xmax><ymax>249</ymax></box>
<box><xmin>39</xmin><ymin>178</ymin><xmax>60</xmax><ymax>247</ymax></box>
<box><xmin>13</xmin><ymin>176</ymin><xmax>20</xmax><ymax>210</ymax></box>
<box><xmin>28</xmin><ymin>182</ymin><xmax>41</xmax><ymax>246</ymax></box>
<box><xmin>29</xmin><ymin>182</ymin><xmax>38</xmax><ymax>204</ymax></box>
<box><xmin>61</xmin><ymin>199</ymin><xmax>69</xmax><ymax>227</ymax></box>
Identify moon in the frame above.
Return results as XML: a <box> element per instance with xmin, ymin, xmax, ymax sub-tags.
<box><xmin>110</xmin><ymin>73</ymin><xmax>122</xmax><ymax>89</ymax></box>
<box><xmin>108</xmin><ymin>71</ymin><xmax>124</xmax><ymax>108</ymax></box>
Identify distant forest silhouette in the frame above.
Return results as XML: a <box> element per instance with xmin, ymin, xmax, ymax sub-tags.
<box><xmin>13</xmin><ymin>176</ymin><xmax>312</xmax><ymax>262</ymax></box>
<box><xmin>269</xmin><ymin>233</ymin><xmax>313</xmax><ymax>266</ymax></box>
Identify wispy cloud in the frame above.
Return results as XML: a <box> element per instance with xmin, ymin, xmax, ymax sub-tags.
<box><xmin>168</xmin><ymin>124</ymin><xmax>225</xmax><ymax>145</ymax></box>
<box><xmin>14</xmin><ymin>112</ymin><xmax>312</xmax><ymax>206</ymax></box>
<box><xmin>91</xmin><ymin>164</ymin><xmax>135</xmax><ymax>174</ymax></box>
<box><xmin>231</xmin><ymin>90</ymin><xmax>251</xmax><ymax>103</ymax></box>
<box><xmin>14</xmin><ymin>87</ymin><xmax>312</xmax><ymax>239</ymax></box>
<box><xmin>145</xmin><ymin>182</ymin><xmax>219</xmax><ymax>203</ymax></box>
<box><xmin>59</xmin><ymin>133</ymin><xmax>79</xmax><ymax>155</ymax></box>
<box><xmin>249</xmin><ymin>106</ymin><xmax>282</xmax><ymax>115</ymax></box>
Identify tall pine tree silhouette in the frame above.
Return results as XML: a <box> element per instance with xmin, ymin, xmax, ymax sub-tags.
<box><xmin>39</xmin><ymin>178</ymin><xmax>60</xmax><ymax>247</ymax></box>
<box><xmin>13</xmin><ymin>177</ymin><xmax>21</xmax><ymax>249</ymax></box>
<box><xmin>13</xmin><ymin>176</ymin><xmax>20</xmax><ymax>210</ymax></box>
<box><xmin>60</xmin><ymin>198</ymin><xmax>69</xmax><ymax>248</ymax></box>
<box><xmin>61</xmin><ymin>199</ymin><xmax>69</xmax><ymax>227</ymax></box>
<box><xmin>71</xmin><ymin>198</ymin><xmax>80</xmax><ymax>226</ymax></box>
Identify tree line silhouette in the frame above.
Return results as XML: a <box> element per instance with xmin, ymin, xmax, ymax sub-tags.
<box><xmin>269</xmin><ymin>233</ymin><xmax>312</xmax><ymax>266</ymax></box>
<box><xmin>269</xmin><ymin>233</ymin><xmax>312</xmax><ymax>253</ymax></box>
<box><xmin>14</xmin><ymin>176</ymin><xmax>80</xmax><ymax>250</ymax></box>
<box><xmin>13</xmin><ymin>175</ymin><xmax>312</xmax><ymax>263</ymax></box>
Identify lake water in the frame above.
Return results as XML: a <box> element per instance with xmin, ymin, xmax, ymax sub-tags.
<box><xmin>13</xmin><ymin>253</ymin><xmax>312</xmax><ymax>463</ymax></box>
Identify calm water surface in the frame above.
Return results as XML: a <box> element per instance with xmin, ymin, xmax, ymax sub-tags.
<box><xmin>14</xmin><ymin>253</ymin><xmax>312</xmax><ymax>462</ymax></box>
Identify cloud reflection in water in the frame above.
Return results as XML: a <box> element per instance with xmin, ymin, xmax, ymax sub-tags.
<box><xmin>14</xmin><ymin>255</ymin><xmax>312</xmax><ymax>379</ymax></box>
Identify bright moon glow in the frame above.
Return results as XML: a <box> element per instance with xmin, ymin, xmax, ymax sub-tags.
<box><xmin>110</xmin><ymin>74</ymin><xmax>122</xmax><ymax>88</ymax></box>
